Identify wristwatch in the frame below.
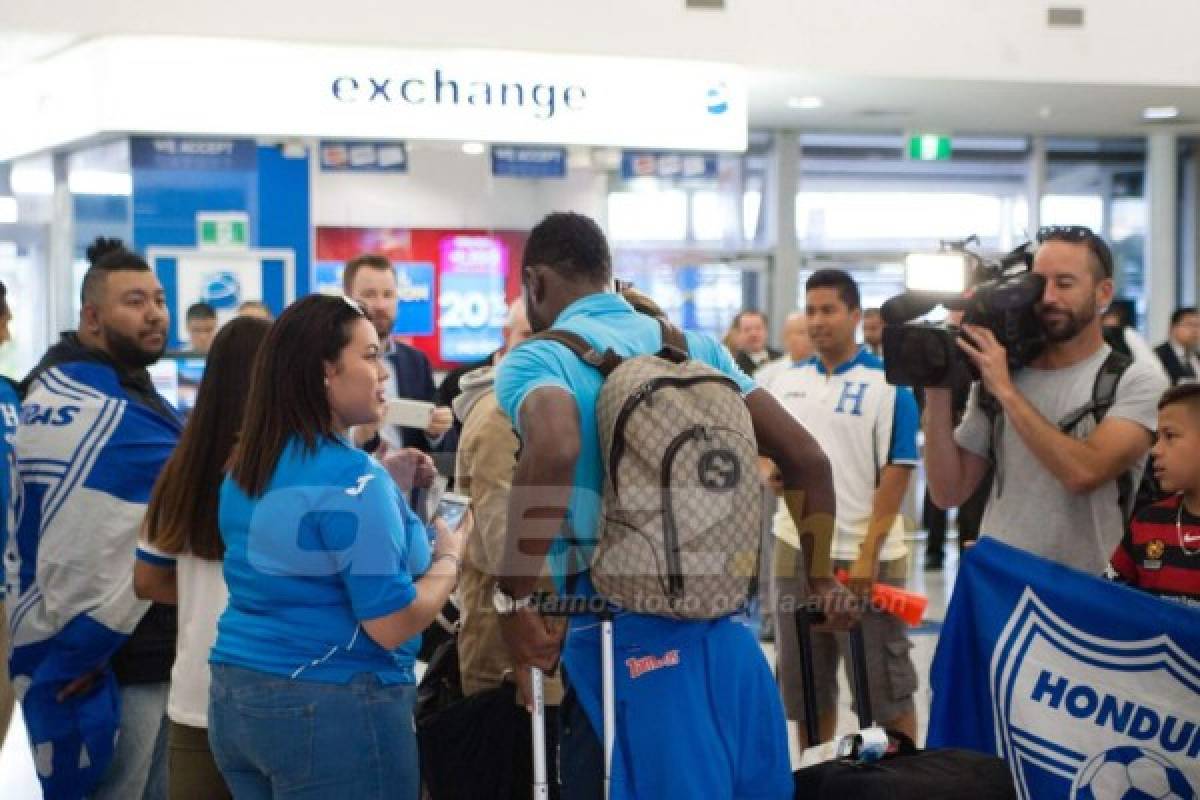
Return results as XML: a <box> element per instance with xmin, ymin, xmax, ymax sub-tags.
<box><xmin>492</xmin><ymin>584</ymin><xmax>536</xmax><ymax>615</ymax></box>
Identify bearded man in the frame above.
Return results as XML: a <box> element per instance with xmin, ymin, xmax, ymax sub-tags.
<box><xmin>923</xmin><ymin>226</ymin><xmax>1167</xmax><ymax>572</ymax></box>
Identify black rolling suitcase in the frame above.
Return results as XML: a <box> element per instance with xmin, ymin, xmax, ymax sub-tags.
<box><xmin>790</xmin><ymin>609</ymin><xmax>1016</xmax><ymax>800</ymax></box>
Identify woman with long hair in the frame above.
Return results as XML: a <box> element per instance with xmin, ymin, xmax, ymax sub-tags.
<box><xmin>135</xmin><ymin>316</ymin><xmax>272</xmax><ymax>799</ymax></box>
<box><xmin>205</xmin><ymin>294</ymin><xmax>465</xmax><ymax>799</ymax></box>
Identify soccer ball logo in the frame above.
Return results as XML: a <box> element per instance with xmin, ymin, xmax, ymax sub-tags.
<box><xmin>1072</xmin><ymin>747</ymin><xmax>1195</xmax><ymax>800</ymax></box>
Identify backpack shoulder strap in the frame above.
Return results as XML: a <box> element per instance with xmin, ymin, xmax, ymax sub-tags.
<box><xmin>523</xmin><ymin>330</ymin><xmax>624</xmax><ymax>377</ymax></box>
<box><xmin>1059</xmin><ymin>348</ymin><xmax>1133</xmax><ymax>432</ymax></box>
<box><xmin>655</xmin><ymin>318</ymin><xmax>690</xmax><ymax>364</ymax></box>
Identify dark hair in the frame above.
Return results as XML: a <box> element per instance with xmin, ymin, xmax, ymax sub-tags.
<box><xmin>1036</xmin><ymin>225</ymin><xmax>1114</xmax><ymax>281</ymax></box>
<box><xmin>733</xmin><ymin>310</ymin><xmax>768</xmax><ymax>329</ymax></box>
<box><xmin>229</xmin><ymin>294</ymin><xmax>368</xmax><ymax>497</ymax></box>
<box><xmin>0</xmin><ymin>279</ymin><xmax>8</xmax><ymax>319</ymax></box>
<box><xmin>81</xmin><ymin>237</ymin><xmax>151</xmax><ymax>306</ymax></box>
<box><xmin>144</xmin><ymin>317</ymin><xmax>272</xmax><ymax>559</ymax></box>
<box><xmin>343</xmin><ymin>253</ymin><xmax>393</xmax><ymax>293</ymax></box>
<box><xmin>1159</xmin><ymin>382</ymin><xmax>1200</xmax><ymax>415</ymax></box>
<box><xmin>1170</xmin><ymin>307</ymin><xmax>1198</xmax><ymax>328</ymax></box>
<box><xmin>522</xmin><ymin>212</ymin><xmax>611</xmax><ymax>287</ymax></box>
<box><xmin>186</xmin><ymin>302</ymin><xmax>217</xmax><ymax>322</ymax></box>
<box><xmin>806</xmin><ymin>268</ymin><xmax>861</xmax><ymax>311</ymax></box>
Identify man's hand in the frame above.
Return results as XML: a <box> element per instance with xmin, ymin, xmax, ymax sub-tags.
<box><xmin>377</xmin><ymin>444</ymin><xmax>437</xmax><ymax>491</ymax></box>
<box><xmin>499</xmin><ymin>607</ymin><xmax>565</xmax><ymax>673</ymax></box>
<box><xmin>758</xmin><ymin>457</ymin><xmax>783</xmax><ymax>495</ymax></box>
<box><xmin>846</xmin><ymin>551</ymin><xmax>880</xmax><ymax>604</ymax></box>
<box><xmin>957</xmin><ymin>324</ymin><xmax>1016</xmax><ymax>402</ymax></box>
<box><xmin>426</xmin><ymin>407</ymin><xmax>454</xmax><ymax>438</ymax></box>
<box><xmin>807</xmin><ymin>575</ymin><xmax>862</xmax><ymax>631</ymax></box>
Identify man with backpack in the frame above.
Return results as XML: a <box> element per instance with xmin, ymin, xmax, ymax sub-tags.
<box><xmin>924</xmin><ymin>226</ymin><xmax>1166</xmax><ymax>573</ymax></box>
<box><xmin>493</xmin><ymin>212</ymin><xmax>856</xmax><ymax>799</ymax></box>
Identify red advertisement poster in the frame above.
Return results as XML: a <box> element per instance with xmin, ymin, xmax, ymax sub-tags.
<box><xmin>315</xmin><ymin>227</ymin><xmax>527</xmax><ymax>369</ymax></box>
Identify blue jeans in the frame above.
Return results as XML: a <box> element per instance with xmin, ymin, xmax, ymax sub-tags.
<box><xmin>207</xmin><ymin>664</ymin><xmax>418</xmax><ymax>800</ymax></box>
<box><xmin>92</xmin><ymin>681</ymin><xmax>169</xmax><ymax>800</ymax></box>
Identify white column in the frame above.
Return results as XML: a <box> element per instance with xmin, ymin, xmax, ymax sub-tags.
<box><xmin>47</xmin><ymin>153</ymin><xmax>75</xmax><ymax>340</ymax></box>
<box><xmin>1146</xmin><ymin>133</ymin><xmax>1178</xmax><ymax>343</ymax></box>
<box><xmin>1181</xmin><ymin>148</ymin><xmax>1199</xmax><ymax>308</ymax></box>
<box><xmin>767</xmin><ymin>130</ymin><xmax>799</xmax><ymax>346</ymax></box>
<box><xmin>1026</xmin><ymin>135</ymin><xmax>1047</xmax><ymax>237</ymax></box>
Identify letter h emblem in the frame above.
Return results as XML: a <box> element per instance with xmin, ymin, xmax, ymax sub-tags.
<box><xmin>835</xmin><ymin>381</ymin><xmax>869</xmax><ymax>416</ymax></box>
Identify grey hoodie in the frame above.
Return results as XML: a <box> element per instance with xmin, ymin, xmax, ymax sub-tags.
<box><xmin>452</xmin><ymin>365</ymin><xmax>497</xmax><ymax>426</ymax></box>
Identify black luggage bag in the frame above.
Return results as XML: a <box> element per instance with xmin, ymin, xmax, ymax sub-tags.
<box><xmin>790</xmin><ymin>609</ymin><xmax>1016</xmax><ymax>800</ymax></box>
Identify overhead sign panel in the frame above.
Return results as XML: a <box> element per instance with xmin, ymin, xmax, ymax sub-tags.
<box><xmin>0</xmin><ymin>37</ymin><xmax>748</xmax><ymax>160</ymax></box>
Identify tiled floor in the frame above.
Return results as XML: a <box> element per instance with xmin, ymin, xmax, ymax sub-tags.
<box><xmin>0</xmin><ymin>531</ymin><xmax>963</xmax><ymax>798</ymax></box>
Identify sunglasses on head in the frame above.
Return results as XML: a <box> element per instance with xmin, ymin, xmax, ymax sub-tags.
<box><xmin>1036</xmin><ymin>225</ymin><xmax>1114</xmax><ymax>278</ymax></box>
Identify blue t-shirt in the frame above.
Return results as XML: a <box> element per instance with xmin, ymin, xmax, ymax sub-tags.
<box><xmin>0</xmin><ymin>377</ymin><xmax>18</xmax><ymax>599</ymax></box>
<box><xmin>495</xmin><ymin>293</ymin><xmax>793</xmax><ymax>800</ymax></box>
<box><xmin>211</xmin><ymin>436</ymin><xmax>431</xmax><ymax>684</ymax></box>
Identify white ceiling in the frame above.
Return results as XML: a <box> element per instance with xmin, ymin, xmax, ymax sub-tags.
<box><xmin>748</xmin><ymin>70</ymin><xmax>1200</xmax><ymax>137</ymax></box>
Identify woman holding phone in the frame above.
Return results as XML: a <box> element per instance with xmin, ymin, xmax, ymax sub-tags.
<box><xmin>207</xmin><ymin>295</ymin><xmax>466</xmax><ymax>799</ymax></box>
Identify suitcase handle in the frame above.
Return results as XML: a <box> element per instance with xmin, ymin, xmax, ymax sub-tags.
<box><xmin>530</xmin><ymin>667</ymin><xmax>550</xmax><ymax>800</ymax></box>
<box><xmin>794</xmin><ymin>609</ymin><xmax>874</xmax><ymax>746</ymax></box>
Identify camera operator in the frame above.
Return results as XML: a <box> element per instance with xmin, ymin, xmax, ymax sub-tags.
<box><xmin>924</xmin><ymin>226</ymin><xmax>1167</xmax><ymax>573</ymax></box>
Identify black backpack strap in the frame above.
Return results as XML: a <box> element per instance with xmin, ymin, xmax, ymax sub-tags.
<box><xmin>655</xmin><ymin>318</ymin><xmax>690</xmax><ymax>364</ymax></box>
<box><xmin>524</xmin><ymin>330</ymin><xmax>623</xmax><ymax>377</ymax></box>
<box><xmin>1058</xmin><ymin>348</ymin><xmax>1133</xmax><ymax>432</ymax></box>
<box><xmin>980</xmin><ymin>385</ymin><xmax>1007</xmax><ymax>498</ymax></box>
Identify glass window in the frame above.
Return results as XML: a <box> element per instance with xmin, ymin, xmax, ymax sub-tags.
<box><xmin>742</xmin><ymin>190</ymin><xmax>762</xmax><ymax>243</ymax></box>
<box><xmin>1039</xmin><ymin>194</ymin><xmax>1104</xmax><ymax>231</ymax></box>
<box><xmin>690</xmin><ymin>190</ymin><xmax>724</xmax><ymax>242</ymax></box>
<box><xmin>607</xmin><ymin>189</ymin><xmax>688</xmax><ymax>242</ymax></box>
<box><xmin>795</xmin><ymin>191</ymin><xmax>1015</xmax><ymax>250</ymax></box>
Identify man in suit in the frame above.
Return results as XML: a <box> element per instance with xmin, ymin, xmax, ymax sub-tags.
<box><xmin>1155</xmin><ymin>307</ymin><xmax>1200</xmax><ymax>386</ymax></box>
<box><xmin>732</xmin><ymin>309</ymin><xmax>781</xmax><ymax>376</ymax></box>
<box><xmin>344</xmin><ymin>254</ymin><xmax>455</xmax><ymax>456</ymax></box>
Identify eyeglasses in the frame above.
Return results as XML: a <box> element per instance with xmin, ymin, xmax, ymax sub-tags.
<box><xmin>1036</xmin><ymin>225</ymin><xmax>1114</xmax><ymax>279</ymax></box>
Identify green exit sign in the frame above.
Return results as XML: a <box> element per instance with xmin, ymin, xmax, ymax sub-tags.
<box><xmin>907</xmin><ymin>134</ymin><xmax>953</xmax><ymax>161</ymax></box>
<box><xmin>196</xmin><ymin>212</ymin><xmax>249</xmax><ymax>250</ymax></box>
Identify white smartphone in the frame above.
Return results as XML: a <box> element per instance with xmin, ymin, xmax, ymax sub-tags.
<box><xmin>434</xmin><ymin>492</ymin><xmax>470</xmax><ymax>532</ymax></box>
<box><xmin>384</xmin><ymin>398</ymin><xmax>435</xmax><ymax>429</ymax></box>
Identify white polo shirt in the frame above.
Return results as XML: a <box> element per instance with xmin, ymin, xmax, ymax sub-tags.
<box><xmin>761</xmin><ymin>348</ymin><xmax>919</xmax><ymax>562</ymax></box>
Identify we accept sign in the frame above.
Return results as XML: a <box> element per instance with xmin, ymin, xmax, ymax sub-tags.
<box><xmin>929</xmin><ymin>538</ymin><xmax>1200</xmax><ymax>800</ymax></box>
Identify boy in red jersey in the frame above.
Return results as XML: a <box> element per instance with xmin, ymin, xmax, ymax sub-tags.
<box><xmin>1105</xmin><ymin>383</ymin><xmax>1200</xmax><ymax>606</ymax></box>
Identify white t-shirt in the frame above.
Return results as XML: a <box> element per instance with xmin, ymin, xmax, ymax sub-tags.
<box><xmin>136</xmin><ymin>540</ymin><xmax>228</xmax><ymax>728</ymax></box>
<box><xmin>761</xmin><ymin>348</ymin><xmax>920</xmax><ymax>562</ymax></box>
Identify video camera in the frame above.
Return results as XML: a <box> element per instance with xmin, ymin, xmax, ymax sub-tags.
<box><xmin>881</xmin><ymin>237</ymin><xmax>1046</xmax><ymax>388</ymax></box>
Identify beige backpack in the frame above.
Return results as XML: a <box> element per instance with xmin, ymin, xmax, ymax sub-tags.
<box><xmin>530</xmin><ymin>317</ymin><xmax>762</xmax><ymax>620</ymax></box>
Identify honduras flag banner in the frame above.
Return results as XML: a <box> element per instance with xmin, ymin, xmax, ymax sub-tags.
<box><xmin>928</xmin><ymin>537</ymin><xmax>1200</xmax><ymax>800</ymax></box>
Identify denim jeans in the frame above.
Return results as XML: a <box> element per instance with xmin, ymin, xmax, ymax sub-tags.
<box><xmin>92</xmin><ymin>681</ymin><xmax>169</xmax><ymax>800</ymax></box>
<box><xmin>208</xmin><ymin>664</ymin><xmax>419</xmax><ymax>800</ymax></box>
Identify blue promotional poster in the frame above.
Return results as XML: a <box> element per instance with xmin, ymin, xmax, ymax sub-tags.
<box><xmin>393</xmin><ymin>261</ymin><xmax>436</xmax><ymax>335</ymax></box>
<box><xmin>491</xmin><ymin>145</ymin><xmax>567</xmax><ymax>178</ymax></box>
<box><xmin>437</xmin><ymin>236</ymin><xmax>508</xmax><ymax>362</ymax></box>
<box><xmin>928</xmin><ymin>537</ymin><xmax>1200</xmax><ymax>800</ymax></box>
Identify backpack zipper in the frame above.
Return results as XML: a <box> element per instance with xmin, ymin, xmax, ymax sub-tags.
<box><xmin>660</xmin><ymin>424</ymin><xmax>708</xmax><ymax>601</ymax></box>
<box><xmin>608</xmin><ymin>374</ymin><xmax>740</xmax><ymax>494</ymax></box>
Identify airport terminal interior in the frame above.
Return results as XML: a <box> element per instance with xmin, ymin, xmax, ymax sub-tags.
<box><xmin>2</xmin><ymin>2</ymin><xmax>1200</xmax><ymax>799</ymax></box>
